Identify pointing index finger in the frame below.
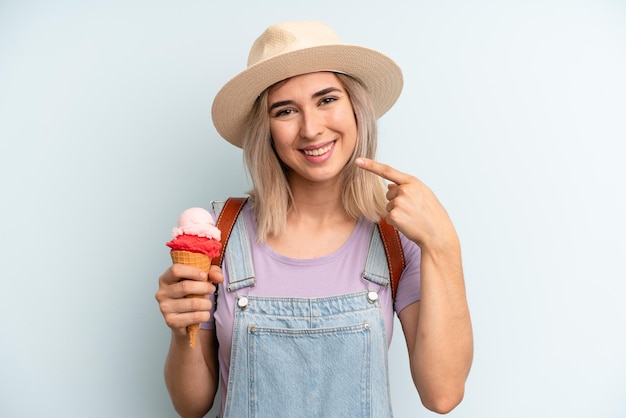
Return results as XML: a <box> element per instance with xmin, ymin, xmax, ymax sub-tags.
<box><xmin>355</xmin><ymin>157</ymin><xmax>411</xmax><ymax>184</ymax></box>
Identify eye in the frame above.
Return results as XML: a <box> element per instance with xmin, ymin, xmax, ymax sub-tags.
<box><xmin>273</xmin><ymin>108</ymin><xmax>295</xmax><ymax>118</ymax></box>
<box><xmin>320</xmin><ymin>96</ymin><xmax>337</xmax><ymax>106</ymax></box>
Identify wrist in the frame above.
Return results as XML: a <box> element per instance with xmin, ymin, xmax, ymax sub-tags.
<box><xmin>171</xmin><ymin>329</ymin><xmax>193</xmax><ymax>348</ymax></box>
<box><xmin>419</xmin><ymin>229</ymin><xmax>460</xmax><ymax>254</ymax></box>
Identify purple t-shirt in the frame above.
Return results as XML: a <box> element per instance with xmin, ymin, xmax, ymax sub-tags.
<box><xmin>201</xmin><ymin>204</ymin><xmax>421</xmax><ymax>411</ymax></box>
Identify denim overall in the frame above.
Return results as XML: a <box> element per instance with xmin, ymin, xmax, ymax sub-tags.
<box><xmin>215</xmin><ymin>202</ymin><xmax>395</xmax><ymax>418</ymax></box>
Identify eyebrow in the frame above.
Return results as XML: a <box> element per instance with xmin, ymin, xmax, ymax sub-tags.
<box><xmin>268</xmin><ymin>87</ymin><xmax>343</xmax><ymax>112</ymax></box>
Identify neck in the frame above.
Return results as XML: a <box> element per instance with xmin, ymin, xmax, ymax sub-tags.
<box><xmin>288</xmin><ymin>177</ymin><xmax>345</xmax><ymax>223</ymax></box>
<box><xmin>268</xmin><ymin>177</ymin><xmax>356</xmax><ymax>258</ymax></box>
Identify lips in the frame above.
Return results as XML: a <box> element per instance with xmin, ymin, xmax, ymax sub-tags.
<box><xmin>301</xmin><ymin>141</ymin><xmax>334</xmax><ymax>157</ymax></box>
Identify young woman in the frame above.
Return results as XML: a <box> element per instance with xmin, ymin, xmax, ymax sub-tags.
<box><xmin>156</xmin><ymin>21</ymin><xmax>473</xmax><ymax>418</ymax></box>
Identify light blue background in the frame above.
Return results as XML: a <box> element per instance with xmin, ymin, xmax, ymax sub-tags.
<box><xmin>1</xmin><ymin>1</ymin><xmax>625</xmax><ymax>417</ymax></box>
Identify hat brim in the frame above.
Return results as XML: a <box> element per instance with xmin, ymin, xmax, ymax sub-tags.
<box><xmin>211</xmin><ymin>44</ymin><xmax>403</xmax><ymax>148</ymax></box>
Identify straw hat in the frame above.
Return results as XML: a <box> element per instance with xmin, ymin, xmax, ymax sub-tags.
<box><xmin>211</xmin><ymin>20</ymin><xmax>403</xmax><ymax>148</ymax></box>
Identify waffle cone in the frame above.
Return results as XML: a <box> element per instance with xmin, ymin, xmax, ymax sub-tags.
<box><xmin>170</xmin><ymin>250</ymin><xmax>212</xmax><ymax>348</ymax></box>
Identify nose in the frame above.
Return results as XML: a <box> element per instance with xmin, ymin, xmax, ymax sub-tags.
<box><xmin>299</xmin><ymin>109</ymin><xmax>324</xmax><ymax>140</ymax></box>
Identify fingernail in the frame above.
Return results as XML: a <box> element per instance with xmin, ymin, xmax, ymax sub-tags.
<box><xmin>200</xmin><ymin>271</ymin><xmax>208</xmax><ymax>280</ymax></box>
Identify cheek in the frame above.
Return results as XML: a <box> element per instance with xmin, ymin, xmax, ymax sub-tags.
<box><xmin>337</xmin><ymin>112</ymin><xmax>358</xmax><ymax>145</ymax></box>
<box><xmin>270</xmin><ymin>136</ymin><xmax>288</xmax><ymax>153</ymax></box>
<box><xmin>269</xmin><ymin>121</ymin><xmax>294</xmax><ymax>145</ymax></box>
<box><xmin>269</xmin><ymin>126</ymin><xmax>293</xmax><ymax>162</ymax></box>
<box><xmin>332</xmin><ymin>107</ymin><xmax>357</xmax><ymax>133</ymax></box>
<box><xmin>272</xmin><ymin>143</ymin><xmax>289</xmax><ymax>162</ymax></box>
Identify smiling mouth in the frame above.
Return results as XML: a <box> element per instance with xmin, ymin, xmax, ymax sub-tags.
<box><xmin>302</xmin><ymin>142</ymin><xmax>334</xmax><ymax>156</ymax></box>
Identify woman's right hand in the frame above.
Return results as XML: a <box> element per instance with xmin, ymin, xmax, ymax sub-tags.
<box><xmin>155</xmin><ymin>264</ymin><xmax>224</xmax><ymax>336</ymax></box>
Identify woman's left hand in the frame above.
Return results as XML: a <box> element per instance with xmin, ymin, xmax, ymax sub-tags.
<box><xmin>355</xmin><ymin>157</ymin><xmax>458</xmax><ymax>252</ymax></box>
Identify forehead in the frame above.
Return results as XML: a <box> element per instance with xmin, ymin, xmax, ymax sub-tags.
<box><xmin>268</xmin><ymin>72</ymin><xmax>344</xmax><ymax>98</ymax></box>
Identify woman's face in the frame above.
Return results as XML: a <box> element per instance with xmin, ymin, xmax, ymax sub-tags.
<box><xmin>267</xmin><ymin>72</ymin><xmax>357</xmax><ymax>187</ymax></box>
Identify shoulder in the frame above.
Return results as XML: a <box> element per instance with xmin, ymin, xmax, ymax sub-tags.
<box><xmin>398</xmin><ymin>231</ymin><xmax>421</xmax><ymax>278</ymax></box>
<box><xmin>399</xmin><ymin>232</ymin><xmax>421</xmax><ymax>261</ymax></box>
<box><xmin>394</xmin><ymin>231</ymin><xmax>421</xmax><ymax>312</ymax></box>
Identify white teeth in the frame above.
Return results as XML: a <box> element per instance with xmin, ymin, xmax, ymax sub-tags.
<box><xmin>303</xmin><ymin>143</ymin><xmax>333</xmax><ymax>156</ymax></box>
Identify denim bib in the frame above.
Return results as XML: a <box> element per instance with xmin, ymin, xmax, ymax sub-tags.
<box><xmin>215</xmin><ymin>202</ymin><xmax>394</xmax><ymax>418</ymax></box>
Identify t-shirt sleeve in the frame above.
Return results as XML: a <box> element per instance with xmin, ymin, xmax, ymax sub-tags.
<box><xmin>393</xmin><ymin>233</ymin><xmax>421</xmax><ymax>314</ymax></box>
<box><xmin>200</xmin><ymin>292</ymin><xmax>216</xmax><ymax>330</ymax></box>
<box><xmin>200</xmin><ymin>207</ymin><xmax>220</xmax><ymax>331</ymax></box>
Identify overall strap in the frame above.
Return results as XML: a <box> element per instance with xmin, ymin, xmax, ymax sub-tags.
<box><xmin>377</xmin><ymin>218</ymin><xmax>405</xmax><ymax>301</ymax></box>
<box><xmin>361</xmin><ymin>218</ymin><xmax>406</xmax><ymax>303</ymax></box>
<box><xmin>212</xmin><ymin>197</ymin><xmax>248</xmax><ymax>267</ymax></box>
<box><xmin>212</xmin><ymin>197</ymin><xmax>256</xmax><ymax>292</ymax></box>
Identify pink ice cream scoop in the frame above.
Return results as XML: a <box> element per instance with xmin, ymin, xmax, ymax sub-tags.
<box><xmin>171</xmin><ymin>207</ymin><xmax>221</xmax><ymax>240</ymax></box>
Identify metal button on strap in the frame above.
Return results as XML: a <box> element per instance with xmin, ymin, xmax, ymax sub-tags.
<box><xmin>237</xmin><ymin>296</ymin><xmax>249</xmax><ymax>309</ymax></box>
<box><xmin>364</xmin><ymin>322</ymin><xmax>371</xmax><ymax>330</ymax></box>
<box><xmin>367</xmin><ymin>291</ymin><xmax>379</xmax><ymax>303</ymax></box>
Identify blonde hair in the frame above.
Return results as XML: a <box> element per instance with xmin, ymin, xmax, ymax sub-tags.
<box><xmin>242</xmin><ymin>73</ymin><xmax>387</xmax><ymax>242</ymax></box>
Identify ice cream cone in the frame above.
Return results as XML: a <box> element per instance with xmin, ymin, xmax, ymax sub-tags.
<box><xmin>170</xmin><ymin>250</ymin><xmax>211</xmax><ymax>348</ymax></box>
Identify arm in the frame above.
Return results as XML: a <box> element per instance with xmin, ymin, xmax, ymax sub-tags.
<box><xmin>163</xmin><ymin>329</ymin><xmax>219</xmax><ymax>417</ymax></box>
<box><xmin>155</xmin><ymin>264</ymin><xmax>224</xmax><ymax>417</ymax></box>
<box><xmin>398</xmin><ymin>241</ymin><xmax>472</xmax><ymax>413</ymax></box>
<box><xmin>356</xmin><ymin>158</ymin><xmax>473</xmax><ymax>413</ymax></box>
